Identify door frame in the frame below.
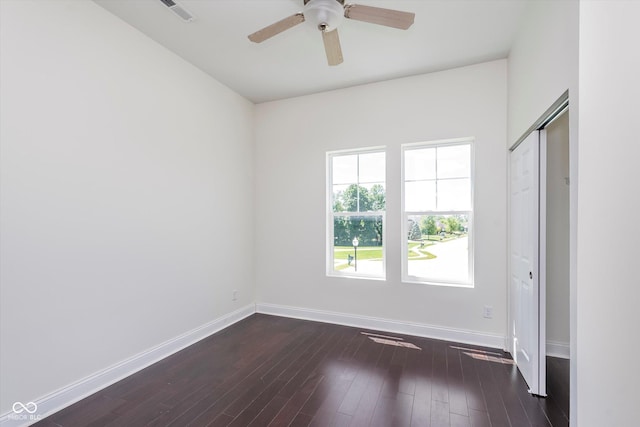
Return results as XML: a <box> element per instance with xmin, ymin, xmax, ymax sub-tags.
<box><xmin>538</xmin><ymin>127</ymin><xmax>548</xmax><ymax>395</ymax></box>
<box><xmin>507</xmin><ymin>92</ymin><xmax>569</xmax><ymax>397</ymax></box>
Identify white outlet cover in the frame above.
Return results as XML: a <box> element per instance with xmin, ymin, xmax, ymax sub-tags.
<box><xmin>483</xmin><ymin>306</ymin><xmax>493</xmax><ymax>319</ymax></box>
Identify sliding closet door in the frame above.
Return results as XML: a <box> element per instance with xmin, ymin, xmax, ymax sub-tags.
<box><xmin>510</xmin><ymin>131</ymin><xmax>545</xmax><ymax>395</ymax></box>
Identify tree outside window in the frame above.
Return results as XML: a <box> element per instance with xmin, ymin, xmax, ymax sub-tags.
<box><xmin>328</xmin><ymin>150</ymin><xmax>385</xmax><ymax>278</ymax></box>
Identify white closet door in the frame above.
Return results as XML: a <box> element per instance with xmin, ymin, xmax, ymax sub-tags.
<box><xmin>510</xmin><ymin>131</ymin><xmax>545</xmax><ymax>395</ymax></box>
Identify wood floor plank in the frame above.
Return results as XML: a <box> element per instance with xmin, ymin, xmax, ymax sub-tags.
<box><xmin>340</xmin><ymin>331</ymin><xmax>367</xmax><ymax>361</ymax></box>
<box><xmin>227</xmin><ymin>379</ymin><xmax>288</xmax><ymax>426</ymax></box>
<box><xmin>488</xmin><ymin>357</ymin><xmax>533</xmax><ymax>427</ymax></box>
<box><xmin>337</xmin><ymin>332</ymin><xmax>386</xmax><ymax>416</ymax></box>
<box><xmin>411</xmin><ymin>384</ymin><xmax>433</xmax><ymax>426</ymax></box>
<box><xmin>206</xmin><ymin>413</ymin><xmax>235</xmax><ymax>427</ymax></box>
<box><xmin>32</xmin><ymin>314</ymin><xmax>570</xmax><ymax>427</ymax></box>
<box><xmin>268</xmin><ymin>373</ymin><xmax>325</xmax><ymax>427</ymax></box>
<box><xmin>431</xmin><ymin>341</ymin><xmax>449</xmax><ymax>404</ymax></box>
<box><xmin>410</xmin><ymin>393</ymin><xmax>431</xmax><ymax>427</ymax></box>
<box><xmin>447</xmin><ymin>345</ymin><xmax>469</xmax><ymax>417</ymax></box>
<box><xmin>222</xmin><ymin>326</ymin><xmax>321</xmax><ymax>417</ymax></box>
<box><xmin>246</xmin><ymin>394</ymin><xmax>289</xmax><ymax>427</ymax></box>
<box><xmin>370</xmin><ymin>393</ymin><xmax>396</xmax><ymax>427</ymax></box>
<box><xmin>290</xmin><ymin>412</ymin><xmax>313</xmax><ymax>427</ymax></box>
<box><xmin>331</xmin><ymin>412</ymin><xmax>352</xmax><ymax>427</ymax></box>
<box><xmin>174</xmin><ymin>325</ymin><xmax>322</xmax><ymax>425</ymax></box>
<box><xmin>392</xmin><ymin>391</ymin><xmax>414</xmax><ymax>427</ymax></box>
<box><xmin>28</xmin><ymin>420</ymin><xmax>61</xmax><ymax>427</ymax></box>
<box><xmin>536</xmin><ymin>397</ymin><xmax>568</xmax><ymax>427</ymax></box>
<box><xmin>337</xmin><ymin>367</ymin><xmax>373</xmax><ymax>416</ymax></box>
<box><xmin>48</xmin><ymin>394</ymin><xmax>126</xmax><ymax>426</ymax></box>
<box><xmin>468</xmin><ymin>408</ymin><xmax>491</xmax><ymax>427</ymax></box>
<box><xmin>349</xmin><ymin>370</ymin><xmax>385</xmax><ymax>426</ymax></box>
<box><xmin>461</xmin><ymin>347</ymin><xmax>510</xmax><ymax>427</ymax></box>
<box><xmin>152</xmin><ymin>326</ymin><xmax>300</xmax><ymax>425</ymax></box>
<box><xmin>302</xmin><ymin>376</ymin><xmax>352</xmax><ymax>421</ymax></box>
<box><xmin>459</xmin><ymin>346</ymin><xmax>488</xmax><ymax>413</ymax></box>
<box><xmin>430</xmin><ymin>399</ymin><xmax>450</xmax><ymax>426</ymax></box>
<box><xmin>509</xmin><ymin>369</ymin><xmax>553</xmax><ymax>427</ymax></box>
<box><xmin>273</xmin><ymin>325</ymin><xmax>355</xmax><ymax>425</ymax></box>
<box><xmin>544</xmin><ymin>356</ymin><xmax>570</xmax><ymax>425</ymax></box>
<box><xmin>450</xmin><ymin>412</ymin><xmax>471</xmax><ymax>427</ymax></box>
<box><xmin>103</xmin><ymin>389</ymin><xmax>173</xmax><ymax>426</ymax></box>
<box><xmin>392</xmin><ymin>345</ymin><xmax>414</xmax><ymax>395</ymax></box>
<box><xmin>277</xmin><ymin>326</ymin><xmax>341</xmax><ymax>398</ymax></box>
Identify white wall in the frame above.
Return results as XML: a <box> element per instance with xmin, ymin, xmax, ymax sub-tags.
<box><xmin>0</xmin><ymin>0</ymin><xmax>254</xmax><ymax>415</ymax></box>
<box><xmin>577</xmin><ymin>2</ymin><xmax>640</xmax><ymax>425</ymax></box>
<box><xmin>255</xmin><ymin>60</ymin><xmax>508</xmax><ymax>340</ymax></box>
<box><xmin>507</xmin><ymin>0</ymin><xmax>579</xmax><ymax>145</ymax></box>
<box><xmin>545</xmin><ymin>112</ymin><xmax>570</xmax><ymax>353</ymax></box>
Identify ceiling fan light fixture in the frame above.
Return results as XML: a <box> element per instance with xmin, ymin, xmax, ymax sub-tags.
<box><xmin>303</xmin><ymin>0</ymin><xmax>344</xmax><ymax>31</ymax></box>
<box><xmin>247</xmin><ymin>0</ymin><xmax>415</xmax><ymax>66</ymax></box>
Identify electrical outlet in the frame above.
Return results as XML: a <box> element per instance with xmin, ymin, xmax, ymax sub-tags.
<box><xmin>483</xmin><ymin>305</ymin><xmax>493</xmax><ymax>319</ymax></box>
<box><xmin>232</xmin><ymin>290</ymin><xmax>238</xmax><ymax>301</ymax></box>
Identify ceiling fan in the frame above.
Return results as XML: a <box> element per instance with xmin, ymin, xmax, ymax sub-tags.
<box><xmin>247</xmin><ymin>0</ymin><xmax>415</xmax><ymax>66</ymax></box>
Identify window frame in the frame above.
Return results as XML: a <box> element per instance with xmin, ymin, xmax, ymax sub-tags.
<box><xmin>401</xmin><ymin>138</ymin><xmax>475</xmax><ymax>287</ymax></box>
<box><xmin>326</xmin><ymin>146</ymin><xmax>387</xmax><ymax>280</ymax></box>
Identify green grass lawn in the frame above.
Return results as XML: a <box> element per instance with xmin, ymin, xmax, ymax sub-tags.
<box><xmin>422</xmin><ymin>233</ymin><xmax>466</xmax><ymax>242</ymax></box>
<box><xmin>333</xmin><ymin>246</ymin><xmax>384</xmax><ymax>271</ymax></box>
<box><xmin>333</xmin><ymin>242</ymin><xmax>437</xmax><ymax>271</ymax></box>
<box><xmin>407</xmin><ymin>242</ymin><xmax>437</xmax><ymax>260</ymax></box>
<box><xmin>334</xmin><ymin>246</ymin><xmax>383</xmax><ymax>261</ymax></box>
<box><xmin>333</xmin><ymin>235</ymin><xmax>467</xmax><ymax>270</ymax></box>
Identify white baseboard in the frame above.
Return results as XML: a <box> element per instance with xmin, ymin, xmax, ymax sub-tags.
<box><xmin>0</xmin><ymin>304</ymin><xmax>255</xmax><ymax>427</ymax></box>
<box><xmin>546</xmin><ymin>340</ymin><xmax>570</xmax><ymax>359</ymax></box>
<box><xmin>256</xmin><ymin>302</ymin><xmax>505</xmax><ymax>350</ymax></box>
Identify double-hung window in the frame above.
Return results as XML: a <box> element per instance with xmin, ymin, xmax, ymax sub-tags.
<box><xmin>402</xmin><ymin>138</ymin><xmax>474</xmax><ymax>286</ymax></box>
<box><xmin>327</xmin><ymin>148</ymin><xmax>386</xmax><ymax>279</ymax></box>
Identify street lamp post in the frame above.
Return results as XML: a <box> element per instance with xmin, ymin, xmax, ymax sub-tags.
<box><xmin>352</xmin><ymin>237</ymin><xmax>359</xmax><ymax>272</ymax></box>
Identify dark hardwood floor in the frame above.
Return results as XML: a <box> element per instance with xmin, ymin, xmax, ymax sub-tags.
<box><xmin>544</xmin><ymin>356</ymin><xmax>570</xmax><ymax>426</ymax></box>
<box><xmin>35</xmin><ymin>314</ymin><xmax>569</xmax><ymax>426</ymax></box>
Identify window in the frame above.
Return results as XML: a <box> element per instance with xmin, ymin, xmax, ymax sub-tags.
<box><xmin>402</xmin><ymin>139</ymin><xmax>474</xmax><ymax>286</ymax></box>
<box><xmin>327</xmin><ymin>148</ymin><xmax>385</xmax><ymax>279</ymax></box>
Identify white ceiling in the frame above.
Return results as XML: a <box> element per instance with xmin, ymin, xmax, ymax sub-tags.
<box><xmin>94</xmin><ymin>0</ymin><xmax>527</xmax><ymax>103</ymax></box>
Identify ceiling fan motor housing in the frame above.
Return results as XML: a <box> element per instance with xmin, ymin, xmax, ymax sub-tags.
<box><xmin>304</xmin><ymin>0</ymin><xmax>345</xmax><ymax>31</ymax></box>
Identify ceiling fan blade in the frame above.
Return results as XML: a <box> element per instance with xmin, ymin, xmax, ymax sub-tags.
<box><xmin>248</xmin><ymin>13</ymin><xmax>305</xmax><ymax>43</ymax></box>
<box><xmin>322</xmin><ymin>28</ymin><xmax>344</xmax><ymax>66</ymax></box>
<box><xmin>344</xmin><ymin>4</ymin><xmax>415</xmax><ymax>30</ymax></box>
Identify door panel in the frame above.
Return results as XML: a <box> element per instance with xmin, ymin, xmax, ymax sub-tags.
<box><xmin>510</xmin><ymin>131</ymin><xmax>544</xmax><ymax>395</ymax></box>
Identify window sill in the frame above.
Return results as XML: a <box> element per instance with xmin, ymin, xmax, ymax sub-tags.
<box><xmin>402</xmin><ymin>277</ymin><xmax>474</xmax><ymax>288</ymax></box>
<box><xmin>327</xmin><ymin>272</ymin><xmax>386</xmax><ymax>281</ymax></box>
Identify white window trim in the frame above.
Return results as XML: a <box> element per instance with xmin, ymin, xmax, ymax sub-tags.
<box><xmin>326</xmin><ymin>147</ymin><xmax>386</xmax><ymax>280</ymax></box>
<box><xmin>401</xmin><ymin>137</ymin><xmax>475</xmax><ymax>287</ymax></box>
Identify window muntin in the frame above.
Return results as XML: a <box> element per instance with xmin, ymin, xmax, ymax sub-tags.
<box><xmin>402</xmin><ymin>139</ymin><xmax>474</xmax><ymax>286</ymax></box>
<box><xmin>328</xmin><ymin>149</ymin><xmax>385</xmax><ymax>279</ymax></box>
